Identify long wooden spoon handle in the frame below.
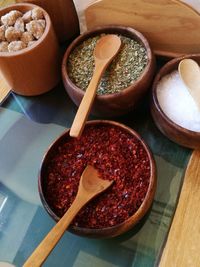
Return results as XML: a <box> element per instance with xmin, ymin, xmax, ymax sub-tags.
<box><xmin>23</xmin><ymin>197</ymin><xmax>84</xmax><ymax>267</ymax></box>
<box><xmin>0</xmin><ymin>74</ymin><xmax>11</xmax><ymax>104</ymax></box>
<box><xmin>69</xmin><ymin>63</ymin><xmax>105</xmax><ymax>138</ymax></box>
<box><xmin>159</xmin><ymin>150</ymin><xmax>200</xmax><ymax>267</ymax></box>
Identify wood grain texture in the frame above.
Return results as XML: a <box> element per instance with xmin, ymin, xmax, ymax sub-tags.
<box><xmin>178</xmin><ymin>59</ymin><xmax>200</xmax><ymax>110</ymax></box>
<box><xmin>85</xmin><ymin>0</ymin><xmax>200</xmax><ymax>57</ymax></box>
<box><xmin>0</xmin><ymin>0</ymin><xmax>14</xmax><ymax>7</ymax></box>
<box><xmin>159</xmin><ymin>149</ymin><xmax>200</xmax><ymax>267</ymax></box>
<box><xmin>0</xmin><ymin>72</ymin><xmax>11</xmax><ymax>104</ymax></box>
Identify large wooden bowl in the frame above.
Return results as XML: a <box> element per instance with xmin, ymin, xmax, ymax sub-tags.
<box><xmin>62</xmin><ymin>25</ymin><xmax>155</xmax><ymax>117</ymax></box>
<box><xmin>151</xmin><ymin>54</ymin><xmax>200</xmax><ymax>149</ymax></box>
<box><xmin>38</xmin><ymin>120</ymin><xmax>156</xmax><ymax>238</ymax></box>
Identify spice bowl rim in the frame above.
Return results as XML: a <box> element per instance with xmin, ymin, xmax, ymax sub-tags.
<box><xmin>151</xmin><ymin>54</ymin><xmax>200</xmax><ymax>149</ymax></box>
<box><xmin>38</xmin><ymin>120</ymin><xmax>157</xmax><ymax>238</ymax></box>
<box><xmin>61</xmin><ymin>25</ymin><xmax>154</xmax><ymax>99</ymax></box>
<box><xmin>0</xmin><ymin>3</ymin><xmax>50</xmax><ymax>57</ymax></box>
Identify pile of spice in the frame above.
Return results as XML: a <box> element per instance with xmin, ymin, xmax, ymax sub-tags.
<box><xmin>67</xmin><ymin>35</ymin><xmax>148</xmax><ymax>95</ymax></box>
<box><xmin>0</xmin><ymin>7</ymin><xmax>46</xmax><ymax>52</ymax></box>
<box><xmin>157</xmin><ymin>70</ymin><xmax>200</xmax><ymax>132</ymax></box>
<box><xmin>44</xmin><ymin>124</ymin><xmax>151</xmax><ymax>229</ymax></box>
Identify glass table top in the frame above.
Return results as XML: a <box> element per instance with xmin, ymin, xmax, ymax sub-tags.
<box><xmin>0</xmin><ymin>78</ymin><xmax>190</xmax><ymax>266</ymax></box>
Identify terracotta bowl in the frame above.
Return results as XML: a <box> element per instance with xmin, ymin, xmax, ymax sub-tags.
<box><xmin>151</xmin><ymin>54</ymin><xmax>200</xmax><ymax>149</ymax></box>
<box><xmin>38</xmin><ymin>120</ymin><xmax>156</xmax><ymax>238</ymax></box>
<box><xmin>62</xmin><ymin>25</ymin><xmax>155</xmax><ymax>117</ymax></box>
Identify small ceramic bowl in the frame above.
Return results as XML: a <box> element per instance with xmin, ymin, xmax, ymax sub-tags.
<box><xmin>0</xmin><ymin>3</ymin><xmax>60</xmax><ymax>96</ymax></box>
<box><xmin>151</xmin><ymin>54</ymin><xmax>200</xmax><ymax>149</ymax></box>
<box><xmin>62</xmin><ymin>25</ymin><xmax>155</xmax><ymax>117</ymax></box>
<box><xmin>38</xmin><ymin>120</ymin><xmax>156</xmax><ymax>238</ymax></box>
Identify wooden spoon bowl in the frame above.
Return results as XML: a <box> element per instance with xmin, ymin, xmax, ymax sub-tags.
<box><xmin>62</xmin><ymin>25</ymin><xmax>156</xmax><ymax>117</ymax></box>
<box><xmin>38</xmin><ymin>120</ymin><xmax>156</xmax><ymax>238</ymax></box>
<box><xmin>151</xmin><ymin>54</ymin><xmax>200</xmax><ymax>149</ymax></box>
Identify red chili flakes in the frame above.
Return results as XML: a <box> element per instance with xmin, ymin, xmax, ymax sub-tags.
<box><xmin>44</xmin><ymin>124</ymin><xmax>151</xmax><ymax>229</ymax></box>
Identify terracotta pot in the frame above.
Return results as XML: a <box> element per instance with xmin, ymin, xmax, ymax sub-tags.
<box><xmin>16</xmin><ymin>0</ymin><xmax>80</xmax><ymax>43</ymax></box>
<box><xmin>62</xmin><ymin>25</ymin><xmax>156</xmax><ymax>117</ymax></box>
<box><xmin>0</xmin><ymin>3</ymin><xmax>61</xmax><ymax>96</ymax></box>
<box><xmin>151</xmin><ymin>54</ymin><xmax>200</xmax><ymax>149</ymax></box>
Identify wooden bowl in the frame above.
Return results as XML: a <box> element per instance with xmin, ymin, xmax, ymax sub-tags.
<box><xmin>151</xmin><ymin>54</ymin><xmax>200</xmax><ymax>149</ymax></box>
<box><xmin>0</xmin><ymin>3</ymin><xmax>61</xmax><ymax>96</ymax></box>
<box><xmin>62</xmin><ymin>25</ymin><xmax>155</xmax><ymax>117</ymax></box>
<box><xmin>38</xmin><ymin>120</ymin><xmax>156</xmax><ymax>238</ymax></box>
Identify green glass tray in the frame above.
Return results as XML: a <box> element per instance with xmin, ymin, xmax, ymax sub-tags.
<box><xmin>0</xmin><ymin>79</ymin><xmax>190</xmax><ymax>266</ymax></box>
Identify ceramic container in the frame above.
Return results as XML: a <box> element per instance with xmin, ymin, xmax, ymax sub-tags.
<box><xmin>151</xmin><ymin>54</ymin><xmax>200</xmax><ymax>149</ymax></box>
<box><xmin>0</xmin><ymin>3</ymin><xmax>61</xmax><ymax>96</ymax></box>
<box><xmin>38</xmin><ymin>120</ymin><xmax>156</xmax><ymax>238</ymax></box>
<box><xmin>62</xmin><ymin>25</ymin><xmax>155</xmax><ymax>117</ymax></box>
<box><xmin>16</xmin><ymin>0</ymin><xmax>80</xmax><ymax>43</ymax></box>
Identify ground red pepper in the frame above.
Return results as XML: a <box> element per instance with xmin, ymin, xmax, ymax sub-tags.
<box><xmin>44</xmin><ymin>124</ymin><xmax>151</xmax><ymax>229</ymax></box>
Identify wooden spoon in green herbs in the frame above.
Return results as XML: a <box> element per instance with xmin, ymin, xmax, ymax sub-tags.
<box><xmin>69</xmin><ymin>35</ymin><xmax>121</xmax><ymax>138</ymax></box>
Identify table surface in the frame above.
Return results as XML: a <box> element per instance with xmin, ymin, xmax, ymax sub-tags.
<box><xmin>0</xmin><ymin>0</ymin><xmax>198</xmax><ymax>266</ymax></box>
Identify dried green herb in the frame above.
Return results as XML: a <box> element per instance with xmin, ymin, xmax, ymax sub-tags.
<box><xmin>67</xmin><ymin>34</ymin><xmax>148</xmax><ymax>95</ymax></box>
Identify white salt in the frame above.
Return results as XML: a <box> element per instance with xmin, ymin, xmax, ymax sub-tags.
<box><xmin>157</xmin><ymin>70</ymin><xmax>200</xmax><ymax>132</ymax></box>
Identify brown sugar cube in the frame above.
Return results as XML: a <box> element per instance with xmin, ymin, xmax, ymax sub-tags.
<box><xmin>0</xmin><ymin>41</ymin><xmax>8</xmax><ymax>52</ymax></box>
<box><xmin>37</xmin><ymin>19</ymin><xmax>46</xmax><ymax>28</ymax></box>
<box><xmin>28</xmin><ymin>40</ymin><xmax>37</xmax><ymax>47</ymax></box>
<box><xmin>8</xmin><ymin>40</ymin><xmax>26</xmax><ymax>52</ymax></box>
<box><xmin>21</xmin><ymin>31</ymin><xmax>34</xmax><ymax>44</ymax></box>
<box><xmin>26</xmin><ymin>20</ymin><xmax>45</xmax><ymax>39</ymax></box>
<box><xmin>22</xmin><ymin>10</ymin><xmax>32</xmax><ymax>23</ymax></box>
<box><xmin>14</xmin><ymin>17</ymin><xmax>25</xmax><ymax>33</ymax></box>
<box><xmin>31</xmin><ymin>7</ymin><xmax>44</xmax><ymax>20</ymax></box>
<box><xmin>5</xmin><ymin>26</ymin><xmax>22</xmax><ymax>42</ymax></box>
<box><xmin>0</xmin><ymin>25</ymin><xmax>6</xmax><ymax>41</ymax></box>
<box><xmin>1</xmin><ymin>10</ymin><xmax>22</xmax><ymax>26</ymax></box>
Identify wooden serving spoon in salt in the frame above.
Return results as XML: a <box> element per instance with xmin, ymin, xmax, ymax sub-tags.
<box><xmin>23</xmin><ymin>166</ymin><xmax>113</xmax><ymax>267</ymax></box>
<box><xmin>178</xmin><ymin>58</ymin><xmax>200</xmax><ymax>110</ymax></box>
<box><xmin>69</xmin><ymin>35</ymin><xmax>121</xmax><ymax>138</ymax></box>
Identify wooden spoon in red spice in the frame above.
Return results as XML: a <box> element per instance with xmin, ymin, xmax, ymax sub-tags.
<box><xmin>23</xmin><ymin>165</ymin><xmax>113</xmax><ymax>267</ymax></box>
<box><xmin>69</xmin><ymin>34</ymin><xmax>121</xmax><ymax>138</ymax></box>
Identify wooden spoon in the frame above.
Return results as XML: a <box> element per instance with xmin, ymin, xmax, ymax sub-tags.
<box><xmin>69</xmin><ymin>34</ymin><xmax>121</xmax><ymax>138</ymax></box>
<box><xmin>23</xmin><ymin>165</ymin><xmax>113</xmax><ymax>267</ymax></box>
<box><xmin>0</xmin><ymin>73</ymin><xmax>11</xmax><ymax>105</ymax></box>
<box><xmin>178</xmin><ymin>58</ymin><xmax>200</xmax><ymax>110</ymax></box>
